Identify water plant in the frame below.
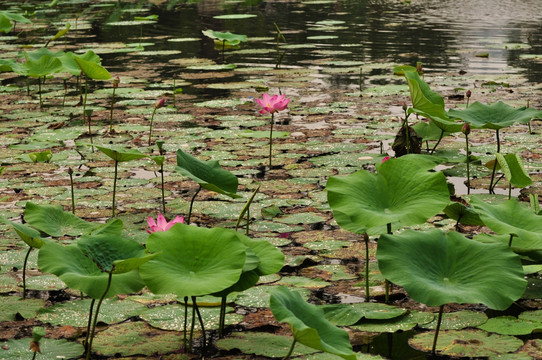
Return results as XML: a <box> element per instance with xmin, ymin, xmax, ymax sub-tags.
<box><xmin>176</xmin><ymin>149</ymin><xmax>239</xmax><ymax>224</ymax></box>
<box><xmin>269</xmin><ymin>286</ymin><xmax>356</xmax><ymax>360</ymax></box>
<box><xmin>109</xmin><ymin>76</ymin><xmax>119</xmax><ymax>132</ymax></box>
<box><xmin>235</xmin><ymin>185</ymin><xmax>260</xmax><ymax>236</ymax></box>
<box><xmin>449</xmin><ymin>101</ymin><xmax>542</xmax><ymax>193</ymax></box>
<box><xmin>94</xmin><ymin>145</ymin><xmax>148</xmax><ymax>217</ymax></box>
<box><xmin>147</xmin><ymin>214</ymin><xmax>184</xmax><ymax>233</ymax></box>
<box><xmin>254</xmin><ymin>93</ymin><xmax>290</xmax><ymax>168</ymax></box>
<box><xmin>30</xmin><ymin>326</ymin><xmax>45</xmax><ymax>360</ymax></box>
<box><xmin>148</xmin><ymin>98</ymin><xmax>164</xmax><ymax>146</ymax></box>
<box><xmin>0</xmin><ymin>10</ymin><xmax>32</xmax><ymax>33</ymax></box>
<box><xmin>202</xmin><ymin>29</ymin><xmax>247</xmax><ymax>63</ymax></box>
<box><xmin>376</xmin><ymin>229</ymin><xmax>526</xmax><ymax>355</ymax></box>
<box><xmin>462</xmin><ymin>123</ymin><xmax>471</xmax><ymax>194</ymax></box>
<box><xmin>38</xmin><ymin>229</ymin><xmax>155</xmax><ymax>359</ymax></box>
<box><xmin>274</xmin><ymin>22</ymin><xmax>286</xmax><ymax>69</ymax></box>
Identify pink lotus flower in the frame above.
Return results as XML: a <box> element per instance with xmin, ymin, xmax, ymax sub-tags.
<box><xmin>255</xmin><ymin>93</ymin><xmax>290</xmax><ymax>114</ymax></box>
<box><xmin>155</xmin><ymin>98</ymin><xmax>165</xmax><ymax>109</ymax></box>
<box><xmin>147</xmin><ymin>214</ymin><xmax>184</xmax><ymax>233</ymax></box>
<box><xmin>382</xmin><ymin>156</ymin><xmax>390</xmax><ymax>163</ymax></box>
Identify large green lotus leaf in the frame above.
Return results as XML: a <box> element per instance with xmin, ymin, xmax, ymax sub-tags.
<box><xmin>0</xmin><ymin>13</ymin><xmax>12</xmax><ymax>33</ymax></box>
<box><xmin>0</xmin><ymin>338</ymin><xmax>84</xmax><ymax>360</ymax></box>
<box><xmin>376</xmin><ymin>229</ymin><xmax>526</xmax><ymax>310</ymax></box>
<box><xmin>202</xmin><ymin>29</ymin><xmax>247</xmax><ymax>45</ymax></box>
<box><xmin>24</xmin><ymin>202</ymin><xmax>96</xmax><ymax>237</ymax></box>
<box><xmin>24</xmin><ymin>54</ymin><xmax>63</xmax><ymax>78</ymax></box>
<box><xmin>351</xmin><ymin>311</ymin><xmax>434</xmax><ymax>333</ymax></box>
<box><xmin>0</xmin><ymin>296</ymin><xmax>45</xmax><ymax>321</ymax></box>
<box><xmin>95</xmin><ymin>145</ymin><xmax>148</xmax><ymax>162</ymax></box>
<box><xmin>140</xmin><ymin>224</ymin><xmax>246</xmax><ymax>298</ymax></box>
<box><xmin>470</xmin><ymin>197</ymin><xmax>542</xmax><ymax>244</ymax></box>
<box><xmin>496</xmin><ymin>153</ymin><xmax>532</xmax><ymax>188</ymax></box>
<box><xmin>216</xmin><ymin>331</ymin><xmax>319</xmax><ymax>357</ymax></box>
<box><xmin>443</xmin><ymin>202</ymin><xmax>484</xmax><ymax>226</ymax></box>
<box><xmin>449</xmin><ymin>101</ymin><xmax>542</xmax><ymax>130</ymax></box>
<box><xmin>176</xmin><ymin>149</ymin><xmax>239</xmax><ymax>198</ymax></box>
<box><xmin>59</xmin><ymin>50</ymin><xmax>101</xmax><ymax>76</ymax></box>
<box><xmin>74</xmin><ymin>53</ymin><xmax>111</xmax><ymax>80</ymax></box>
<box><xmin>212</xmin><ymin>270</ymin><xmax>260</xmax><ymax>297</ymax></box>
<box><xmin>76</xmin><ymin>233</ymin><xmax>156</xmax><ymax>274</ymax></box>
<box><xmin>269</xmin><ymin>286</ymin><xmax>357</xmax><ymax>360</ymax></box>
<box><xmin>394</xmin><ymin>65</ymin><xmax>447</xmax><ymax>120</ymax></box>
<box><xmin>478</xmin><ymin>316</ymin><xmax>542</xmax><ymax>335</ymax></box>
<box><xmin>230</xmin><ymin>230</ymin><xmax>284</xmax><ymax>275</ymax></box>
<box><xmin>24</xmin><ymin>48</ymin><xmax>64</xmax><ymax>62</ymax></box>
<box><xmin>408</xmin><ymin>329</ymin><xmax>523</xmax><ymax>357</ymax></box>
<box><xmin>322</xmin><ymin>302</ymin><xmax>407</xmax><ymax>326</ymax></box>
<box><xmin>89</xmin><ymin>218</ymin><xmax>124</xmax><ymax>236</ymax></box>
<box><xmin>38</xmin><ymin>241</ymin><xmax>145</xmax><ymax>299</ymax></box>
<box><xmin>0</xmin><ymin>216</ymin><xmax>44</xmax><ymax>248</ymax></box>
<box><xmin>326</xmin><ymin>154</ymin><xmax>449</xmax><ymax>235</ymax></box>
<box><xmin>0</xmin><ymin>11</ymin><xmax>31</xmax><ymax>24</ymax></box>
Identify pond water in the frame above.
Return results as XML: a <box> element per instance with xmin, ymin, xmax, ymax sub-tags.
<box><xmin>77</xmin><ymin>0</ymin><xmax>542</xmax><ymax>97</ymax></box>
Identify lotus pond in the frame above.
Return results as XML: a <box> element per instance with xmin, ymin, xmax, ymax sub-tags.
<box><xmin>2</xmin><ymin>0</ymin><xmax>542</xmax><ymax>359</ymax></box>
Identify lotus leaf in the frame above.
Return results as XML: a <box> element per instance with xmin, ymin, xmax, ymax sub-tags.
<box><xmin>0</xmin><ymin>338</ymin><xmax>84</xmax><ymax>360</ymax></box>
<box><xmin>24</xmin><ymin>202</ymin><xmax>96</xmax><ymax>237</ymax></box>
<box><xmin>495</xmin><ymin>153</ymin><xmax>532</xmax><ymax>188</ymax></box>
<box><xmin>376</xmin><ymin>229</ymin><xmax>526</xmax><ymax>310</ymax></box>
<box><xmin>140</xmin><ymin>224</ymin><xmax>246</xmax><ymax>298</ymax></box>
<box><xmin>322</xmin><ymin>302</ymin><xmax>407</xmax><ymax>326</ymax></box>
<box><xmin>38</xmin><ymin>235</ymin><xmax>146</xmax><ymax>299</ymax></box>
<box><xmin>95</xmin><ymin>145</ymin><xmax>148</xmax><ymax>162</ymax></box>
<box><xmin>0</xmin><ymin>216</ymin><xmax>44</xmax><ymax>248</ymax></box>
<box><xmin>269</xmin><ymin>286</ymin><xmax>357</xmax><ymax>360</ymax></box>
<box><xmin>202</xmin><ymin>30</ymin><xmax>247</xmax><ymax>46</ymax></box>
<box><xmin>176</xmin><ymin>149</ymin><xmax>239</xmax><ymax>198</ymax></box>
<box><xmin>327</xmin><ymin>154</ymin><xmax>449</xmax><ymax>235</ymax></box>
<box><xmin>74</xmin><ymin>54</ymin><xmax>111</xmax><ymax>80</ymax></box>
<box><xmin>449</xmin><ymin>101</ymin><xmax>542</xmax><ymax>130</ymax></box>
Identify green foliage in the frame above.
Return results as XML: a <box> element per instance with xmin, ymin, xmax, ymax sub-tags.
<box><xmin>376</xmin><ymin>229</ymin><xmax>527</xmax><ymax>310</ymax></box>
<box><xmin>495</xmin><ymin>153</ymin><xmax>532</xmax><ymax>188</ymax></box>
<box><xmin>449</xmin><ymin>101</ymin><xmax>542</xmax><ymax>130</ymax></box>
<box><xmin>269</xmin><ymin>286</ymin><xmax>357</xmax><ymax>360</ymax></box>
<box><xmin>24</xmin><ymin>201</ymin><xmax>96</xmax><ymax>237</ymax></box>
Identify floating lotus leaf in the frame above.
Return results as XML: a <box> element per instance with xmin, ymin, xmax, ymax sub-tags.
<box><xmin>95</xmin><ymin>144</ymin><xmax>148</xmax><ymax>162</ymax></box>
<box><xmin>327</xmin><ymin>154</ymin><xmax>449</xmax><ymax>235</ymax></box>
<box><xmin>139</xmin><ymin>224</ymin><xmax>246</xmax><ymax>298</ymax></box>
<box><xmin>377</xmin><ymin>229</ymin><xmax>526</xmax><ymax>310</ymax></box>
<box><xmin>420</xmin><ymin>310</ymin><xmax>488</xmax><ymax>330</ymax></box>
<box><xmin>449</xmin><ymin>101</ymin><xmax>542</xmax><ymax>130</ymax></box>
<box><xmin>351</xmin><ymin>311</ymin><xmax>434</xmax><ymax>333</ymax></box>
<box><xmin>216</xmin><ymin>331</ymin><xmax>318</xmax><ymax>357</ymax></box>
<box><xmin>0</xmin><ymin>338</ymin><xmax>84</xmax><ymax>360</ymax></box>
<box><xmin>24</xmin><ymin>202</ymin><xmax>96</xmax><ymax>237</ymax></box>
<box><xmin>0</xmin><ymin>296</ymin><xmax>45</xmax><ymax>321</ymax></box>
<box><xmin>478</xmin><ymin>316</ymin><xmax>542</xmax><ymax>335</ymax></box>
<box><xmin>270</xmin><ymin>286</ymin><xmax>357</xmax><ymax>360</ymax></box>
<box><xmin>409</xmin><ymin>329</ymin><xmax>523</xmax><ymax>357</ymax></box>
<box><xmin>176</xmin><ymin>149</ymin><xmax>239</xmax><ymax>198</ymax></box>
<box><xmin>38</xmin><ymin>235</ymin><xmax>146</xmax><ymax>299</ymax></box>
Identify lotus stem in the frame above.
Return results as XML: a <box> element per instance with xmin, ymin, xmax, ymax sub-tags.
<box><xmin>269</xmin><ymin>113</ymin><xmax>274</xmax><ymax>168</ymax></box>
<box><xmin>83</xmin><ymin>299</ymin><xmax>96</xmax><ymax>355</ymax></box>
<box><xmin>222</xmin><ymin>40</ymin><xmax>225</xmax><ymax>63</ymax></box>
<box><xmin>187</xmin><ymin>185</ymin><xmax>201</xmax><ymax>225</ymax></box>
<box><xmin>160</xmin><ymin>162</ymin><xmax>166</xmax><ymax>214</ymax></box>
<box><xmin>38</xmin><ymin>77</ymin><xmax>43</xmax><ymax>108</ymax></box>
<box><xmin>359</xmin><ymin>67</ymin><xmax>363</xmax><ymax>96</ymax></box>
<box><xmin>68</xmin><ymin>167</ymin><xmax>75</xmax><ymax>214</ymax></box>
<box><xmin>172</xmin><ymin>77</ymin><xmax>176</xmax><ymax>108</ymax></box>
<box><xmin>455</xmin><ymin>214</ymin><xmax>462</xmax><ymax>232</ymax></box>
<box><xmin>508</xmin><ymin>234</ymin><xmax>514</xmax><ymax>247</ymax></box>
<box><xmin>112</xmin><ymin>160</ymin><xmax>118</xmax><ymax>218</ymax></box>
<box><xmin>283</xmin><ymin>338</ymin><xmax>297</xmax><ymax>360</ymax></box>
<box><xmin>189</xmin><ymin>301</ymin><xmax>195</xmax><ymax>352</ymax></box>
<box><xmin>219</xmin><ymin>295</ymin><xmax>227</xmax><ymax>337</ymax></box>
<box><xmin>385</xmin><ymin>223</ymin><xmax>392</xmax><ymax>304</ymax></box>
<box><xmin>364</xmin><ymin>233</ymin><xmax>370</xmax><ymax>301</ymax></box>
<box><xmin>22</xmin><ymin>246</ymin><xmax>32</xmax><ymax>299</ymax></box>
<box><xmin>488</xmin><ymin>129</ymin><xmax>500</xmax><ymax>194</ymax></box>
<box><xmin>62</xmin><ymin>79</ymin><xmax>67</xmax><ymax>107</ymax></box>
<box><xmin>148</xmin><ymin>107</ymin><xmax>157</xmax><ymax>146</ymax></box>
<box><xmin>109</xmin><ymin>87</ymin><xmax>116</xmax><ymax>132</ymax></box>
<box><xmin>192</xmin><ymin>296</ymin><xmax>206</xmax><ymax>352</ymax></box>
<box><xmin>87</xmin><ymin>271</ymin><xmax>113</xmax><ymax>360</ymax></box>
<box><xmin>430</xmin><ymin>129</ymin><xmax>445</xmax><ymax>155</ymax></box>
<box><xmin>465</xmin><ymin>134</ymin><xmax>470</xmax><ymax>194</ymax></box>
<box><xmin>246</xmin><ymin>207</ymin><xmax>250</xmax><ymax>236</ymax></box>
<box><xmin>432</xmin><ymin>305</ymin><xmax>445</xmax><ymax>356</ymax></box>
<box><xmin>403</xmin><ymin>114</ymin><xmax>411</xmax><ymax>154</ymax></box>
<box><xmin>183</xmin><ymin>296</ymin><xmax>188</xmax><ymax>352</ymax></box>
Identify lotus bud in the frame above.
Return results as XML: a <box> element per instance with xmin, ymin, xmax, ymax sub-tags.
<box><xmin>402</xmin><ymin>102</ymin><xmax>408</xmax><ymax>111</ymax></box>
<box><xmin>416</xmin><ymin>61</ymin><xmax>423</xmax><ymax>75</ymax></box>
<box><xmin>67</xmin><ymin>167</ymin><xmax>73</xmax><ymax>175</ymax></box>
<box><xmin>466</xmin><ymin>89</ymin><xmax>472</xmax><ymax>98</ymax></box>
<box><xmin>112</xmin><ymin>76</ymin><xmax>120</xmax><ymax>89</ymax></box>
<box><xmin>382</xmin><ymin>156</ymin><xmax>390</xmax><ymax>163</ymax></box>
<box><xmin>462</xmin><ymin>123</ymin><xmax>471</xmax><ymax>136</ymax></box>
<box><xmin>155</xmin><ymin>98</ymin><xmax>165</xmax><ymax>109</ymax></box>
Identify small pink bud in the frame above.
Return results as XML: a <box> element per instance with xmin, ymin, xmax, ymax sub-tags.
<box><xmin>462</xmin><ymin>123</ymin><xmax>471</xmax><ymax>136</ymax></box>
<box><xmin>402</xmin><ymin>102</ymin><xmax>408</xmax><ymax>111</ymax></box>
<box><xmin>112</xmin><ymin>76</ymin><xmax>120</xmax><ymax>88</ymax></box>
<box><xmin>382</xmin><ymin>156</ymin><xmax>390</xmax><ymax>163</ymax></box>
<box><xmin>155</xmin><ymin>98</ymin><xmax>165</xmax><ymax>109</ymax></box>
<box><xmin>466</xmin><ymin>89</ymin><xmax>472</xmax><ymax>98</ymax></box>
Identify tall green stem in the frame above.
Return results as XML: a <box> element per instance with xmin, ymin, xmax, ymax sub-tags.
<box><xmin>112</xmin><ymin>160</ymin><xmax>118</xmax><ymax>218</ymax></box>
<box><xmin>69</xmin><ymin>168</ymin><xmax>75</xmax><ymax>214</ymax></box>
<box><xmin>219</xmin><ymin>295</ymin><xmax>227</xmax><ymax>338</ymax></box>
<box><xmin>488</xmin><ymin>129</ymin><xmax>501</xmax><ymax>194</ymax></box>
<box><xmin>385</xmin><ymin>223</ymin><xmax>392</xmax><ymax>304</ymax></box>
<box><xmin>465</xmin><ymin>134</ymin><xmax>470</xmax><ymax>194</ymax></box>
<box><xmin>109</xmin><ymin>87</ymin><xmax>116</xmax><ymax>132</ymax></box>
<box><xmin>432</xmin><ymin>305</ymin><xmax>445</xmax><ymax>356</ymax></box>
<box><xmin>38</xmin><ymin>77</ymin><xmax>43</xmax><ymax>108</ymax></box>
<box><xmin>283</xmin><ymin>338</ymin><xmax>297</xmax><ymax>360</ymax></box>
<box><xmin>192</xmin><ymin>296</ymin><xmax>206</xmax><ymax>352</ymax></box>
<box><xmin>430</xmin><ymin>129</ymin><xmax>445</xmax><ymax>154</ymax></box>
<box><xmin>148</xmin><ymin>107</ymin><xmax>157</xmax><ymax>146</ymax></box>
<box><xmin>183</xmin><ymin>296</ymin><xmax>188</xmax><ymax>352</ymax></box>
<box><xmin>160</xmin><ymin>163</ymin><xmax>166</xmax><ymax>214</ymax></box>
<box><xmin>187</xmin><ymin>185</ymin><xmax>201</xmax><ymax>225</ymax></box>
<box><xmin>364</xmin><ymin>233</ymin><xmax>370</xmax><ymax>301</ymax></box>
<box><xmin>87</xmin><ymin>271</ymin><xmax>113</xmax><ymax>360</ymax></box>
<box><xmin>22</xmin><ymin>246</ymin><xmax>32</xmax><ymax>299</ymax></box>
<box><xmin>269</xmin><ymin>113</ymin><xmax>274</xmax><ymax>168</ymax></box>
<box><xmin>83</xmin><ymin>299</ymin><xmax>96</xmax><ymax>355</ymax></box>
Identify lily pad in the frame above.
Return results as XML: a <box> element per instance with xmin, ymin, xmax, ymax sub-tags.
<box><xmin>322</xmin><ymin>302</ymin><xmax>408</xmax><ymax>326</ymax></box>
<box><xmin>420</xmin><ymin>310</ymin><xmax>488</xmax><ymax>330</ymax></box>
<box><xmin>351</xmin><ymin>311</ymin><xmax>435</xmax><ymax>333</ymax></box>
<box><xmin>0</xmin><ymin>296</ymin><xmax>45</xmax><ymax>321</ymax></box>
<box><xmin>0</xmin><ymin>338</ymin><xmax>84</xmax><ymax>360</ymax></box>
<box><xmin>478</xmin><ymin>316</ymin><xmax>542</xmax><ymax>335</ymax></box>
<box><xmin>216</xmin><ymin>331</ymin><xmax>318</xmax><ymax>357</ymax></box>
